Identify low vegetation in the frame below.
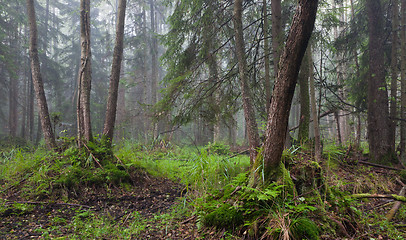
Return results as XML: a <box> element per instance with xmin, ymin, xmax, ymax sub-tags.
<box><xmin>0</xmin><ymin>139</ymin><xmax>405</xmax><ymax>239</ymax></box>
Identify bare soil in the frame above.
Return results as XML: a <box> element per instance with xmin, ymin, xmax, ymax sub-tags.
<box><xmin>0</xmin><ymin>170</ymin><xmax>199</xmax><ymax>239</ymax></box>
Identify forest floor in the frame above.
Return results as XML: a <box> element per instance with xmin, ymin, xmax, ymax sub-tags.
<box><xmin>0</xmin><ymin>168</ymin><xmax>204</xmax><ymax>239</ymax></box>
<box><xmin>1</xmin><ymin>142</ymin><xmax>406</xmax><ymax>239</ymax></box>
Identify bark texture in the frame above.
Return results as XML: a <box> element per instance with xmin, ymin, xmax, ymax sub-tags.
<box><xmin>390</xmin><ymin>0</ymin><xmax>398</xmax><ymax>151</ymax></box>
<box><xmin>103</xmin><ymin>0</ymin><xmax>127</xmax><ymax>142</ymax></box>
<box><xmin>233</xmin><ymin>0</ymin><xmax>260</xmax><ymax>164</ymax></box>
<box><xmin>366</xmin><ymin>0</ymin><xmax>394</xmax><ymax>162</ymax></box>
<box><xmin>26</xmin><ymin>0</ymin><xmax>56</xmax><ymax>149</ymax></box>
<box><xmin>262</xmin><ymin>0</ymin><xmax>318</xmax><ymax>180</ymax></box>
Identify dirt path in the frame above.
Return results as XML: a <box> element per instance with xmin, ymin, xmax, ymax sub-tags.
<box><xmin>0</xmin><ymin>171</ymin><xmax>199</xmax><ymax>239</ymax></box>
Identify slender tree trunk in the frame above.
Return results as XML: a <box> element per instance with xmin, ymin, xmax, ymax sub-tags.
<box><xmin>264</xmin><ymin>0</ymin><xmax>271</xmax><ymax>113</ymax></box>
<box><xmin>298</xmin><ymin>49</ymin><xmax>310</xmax><ymax>144</ymax></box>
<box><xmin>262</xmin><ymin>0</ymin><xmax>318</xmax><ymax>182</ymax></box>
<box><xmin>401</xmin><ymin>0</ymin><xmax>406</xmax><ymax>162</ymax></box>
<box><xmin>26</xmin><ymin>0</ymin><xmax>56</xmax><ymax>149</ymax></box>
<box><xmin>390</xmin><ymin>0</ymin><xmax>399</xmax><ymax>151</ymax></box>
<box><xmin>29</xmin><ymin>71</ymin><xmax>35</xmax><ymax>141</ymax></box>
<box><xmin>77</xmin><ymin>0</ymin><xmax>93</xmax><ymax>145</ymax></box>
<box><xmin>103</xmin><ymin>0</ymin><xmax>127</xmax><ymax>143</ymax></box>
<box><xmin>233</xmin><ymin>0</ymin><xmax>260</xmax><ymax>165</ymax></box>
<box><xmin>150</xmin><ymin>0</ymin><xmax>158</xmax><ymax>140</ymax></box>
<box><xmin>367</xmin><ymin>0</ymin><xmax>395</xmax><ymax>163</ymax></box>
<box><xmin>271</xmin><ymin>0</ymin><xmax>282</xmax><ymax>79</ymax></box>
<box><xmin>309</xmin><ymin>47</ymin><xmax>322</xmax><ymax>161</ymax></box>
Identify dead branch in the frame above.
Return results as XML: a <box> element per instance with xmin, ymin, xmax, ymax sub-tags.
<box><xmin>352</xmin><ymin>193</ymin><xmax>406</xmax><ymax>202</ymax></box>
<box><xmin>83</xmin><ymin>143</ymin><xmax>104</xmax><ymax>169</ymax></box>
<box><xmin>358</xmin><ymin>160</ymin><xmax>403</xmax><ymax>171</ymax></box>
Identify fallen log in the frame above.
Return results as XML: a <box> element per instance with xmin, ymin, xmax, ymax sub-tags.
<box><xmin>386</xmin><ymin>186</ymin><xmax>406</xmax><ymax>221</ymax></box>
<box><xmin>352</xmin><ymin>193</ymin><xmax>406</xmax><ymax>202</ymax></box>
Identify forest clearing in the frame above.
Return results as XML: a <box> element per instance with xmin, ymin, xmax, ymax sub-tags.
<box><xmin>2</xmin><ymin>0</ymin><xmax>406</xmax><ymax>239</ymax></box>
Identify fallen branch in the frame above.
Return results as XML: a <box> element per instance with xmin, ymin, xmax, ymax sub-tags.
<box><xmin>386</xmin><ymin>186</ymin><xmax>406</xmax><ymax>221</ymax></box>
<box><xmin>352</xmin><ymin>193</ymin><xmax>406</xmax><ymax>202</ymax></box>
<box><xmin>358</xmin><ymin>160</ymin><xmax>403</xmax><ymax>171</ymax></box>
<box><xmin>3</xmin><ymin>200</ymin><xmax>91</xmax><ymax>208</ymax></box>
<box><xmin>83</xmin><ymin>143</ymin><xmax>104</xmax><ymax>169</ymax></box>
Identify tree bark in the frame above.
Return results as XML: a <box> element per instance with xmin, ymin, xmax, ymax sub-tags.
<box><xmin>233</xmin><ymin>0</ymin><xmax>261</xmax><ymax>165</ymax></box>
<box><xmin>26</xmin><ymin>0</ymin><xmax>56</xmax><ymax>149</ymax></box>
<box><xmin>309</xmin><ymin>47</ymin><xmax>322</xmax><ymax>161</ymax></box>
<box><xmin>103</xmin><ymin>0</ymin><xmax>127</xmax><ymax>143</ymax></box>
<box><xmin>401</xmin><ymin>0</ymin><xmax>406</xmax><ymax>163</ymax></box>
<box><xmin>271</xmin><ymin>0</ymin><xmax>282</xmax><ymax>79</ymax></box>
<box><xmin>298</xmin><ymin>49</ymin><xmax>310</xmax><ymax>144</ymax></box>
<box><xmin>262</xmin><ymin>0</ymin><xmax>318</xmax><ymax>181</ymax></box>
<box><xmin>77</xmin><ymin>0</ymin><xmax>93</xmax><ymax>145</ymax></box>
<box><xmin>390</xmin><ymin>0</ymin><xmax>399</xmax><ymax>151</ymax></box>
<box><xmin>264</xmin><ymin>0</ymin><xmax>271</xmax><ymax>113</ymax></box>
<box><xmin>367</xmin><ymin>0</ymin><xmax>395</xmax><ymax>163</ymax></box>
<box><xmin>150</xmin><ymin>0</ymin><xmax>158</xmax><ymax>140</ymax></box>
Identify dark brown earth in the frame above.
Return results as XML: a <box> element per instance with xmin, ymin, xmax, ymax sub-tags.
<box><xmin>0</xmin><ymin>169</ymin><xmax>200</xmax><ymax>239</ymax></box>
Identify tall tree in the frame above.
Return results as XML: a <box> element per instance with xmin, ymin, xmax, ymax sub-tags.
<box><xmin>103</xmin><ymin>0</ymin><xmax>127</xmax><ymax>143</ymax></box>
<box><xmin>26</xmin><ymin>0</ymin><xmax>56</xmax><ymax>149</ymax></box>
<box><xmin>309</xmin><ymin>46</ymin><xmax>322</xmax><ymax>161</ymax></box>
<box><xmin>261</xmin><ymin>0</ymin><xmax>318</xmax><ymax>182</ymax></box>
<box><xmin>233</xmin><ymin>0</ymin><xmax>260</xmax><ymax>165</ymax></box>
<box><xmin>264</xmin><ymin>0</ymin><xmax>271</xmax><ymax>113</ymax></box>
<box><xmin>271</xmin><ymin>0</ymin><xmax>282</xmax><ymax>79</ymax></box>
<box><xmin>77</xmin><ymin>0</ymin><xmax>93</xmax><ymax>145</ymax></box>
<box><xmin>401</xmin><ymin>0</ymin><xmax>406</xmax><ymax>162</ymax></box>
<box><xmin>366</xmin><ymin>0</ymin><xmax>394</xmax><ymax>162</ymax></box>
<box><xmin>298</xmin><ymin>49</ymin><xmax>310</xmax><ymax>143</ymax></box>
<box><xmin>150</xmin><ymin>0</ymin><xmax>158</xmax><ymax>139</ymax></box>
<box><xmin>390</xmin><ymin>0</ymin><xmax>399</xmax><ymax>151</ymax></box>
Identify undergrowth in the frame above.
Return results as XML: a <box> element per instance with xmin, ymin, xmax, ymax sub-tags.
<box><xmin>1</xmin><ymin>140</ymin><xmax>406</xmax><ymax>239</ymax></box>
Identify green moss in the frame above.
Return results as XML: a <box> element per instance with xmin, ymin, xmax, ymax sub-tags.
<box><xmin>203</xmin><ymin>204</ymin><xmax>243</xmax><ymax>230</ymax></box>
<box><xmin>290</xmin><ymin>218</ymin><xmax>319</xmax><ymax>240</ymax></box>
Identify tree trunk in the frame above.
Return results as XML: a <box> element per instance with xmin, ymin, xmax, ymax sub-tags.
<box><xmin>401</xmin><ymin>0</ymin><xmax>406</xmax><ymax>162</ymax></box>
<box><xmin>77</xmin><ymin>0</ymin><xmax>93</xmax><ymax>145</ymax></box>
<box><xmin>367</xmin><ymin>0</ymin><xmax>395</xmax><ymax>163</ymax></box>
<box><xmin>233</xmin><ymin>0</ymin><xmax>260</xmax><ymax>165</ymax></box>
<box><xmin>150</xmin><ymin>0</ymin><xmax>158</xmax><ymax>140</ymax></box>
<box><xmin>271</xmin><ymin>0</ymin><xmax>282</xmax><ymax>79</ymax></box>
<box><xmin>309</xmin><ymin>47</ymin><xmax>322</xmax><ymax>161</ymax></box>
<box><xmin>26</xmin><ymin>0</ymin><xmax>56</xmax><ymax>149</ymax></box>
<box><xmin>262</xmin><ymin>0</ymin><xmax>318</xmax><ymax>182</ymax></box>
<box><xmin>390</xmin><ymin>0</ymin><xmax>399</xmax><ymax>151</ymax></box>
<box><xmin>264</xmin><ymin>0</ymin><xmax>271</xmax><ymax>113</ymax></box>
<box><xmin>103</xmin><ymin>0</ymin><xmax>127</xmax><ymax>143</ymax></box>
<box><xmin>298</xmin><ymin>49</ymin><xmax>310</xmax><ymax>144</ymax></box>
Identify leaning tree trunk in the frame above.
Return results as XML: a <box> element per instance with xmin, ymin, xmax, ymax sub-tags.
<box><xmin>367</xmin><ymin>0</ymin><xmax>394</xmax><ymax>163</ymax></box>
<box><xmin>233</xmin><ymin>0</ymin><xmax>261</xmax><ymax>165</ymax></box>
<box><xmin>103</xmin><ymin>0</ymin><xmax>127</xmax><ymax>143</ymax></box>
<box><xmin>261</xmin><ymin>0</ymin><xmax>319</xmax><ymax>182</ymax></box>
<box><xmin>26</xmin><ymin>0</ymin><xmax>56</xmax><ymax>149</ymax></box>
<box><xmin>77</xmin><ymin>0</ymin><xmax>93</xmax><ymax>145</ymax></box>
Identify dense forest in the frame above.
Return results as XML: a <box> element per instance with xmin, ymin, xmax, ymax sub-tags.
<box><xmin>1</xmin><ymin>0</ymin><xmax>406</xmax><ymax>239</ymax></box>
